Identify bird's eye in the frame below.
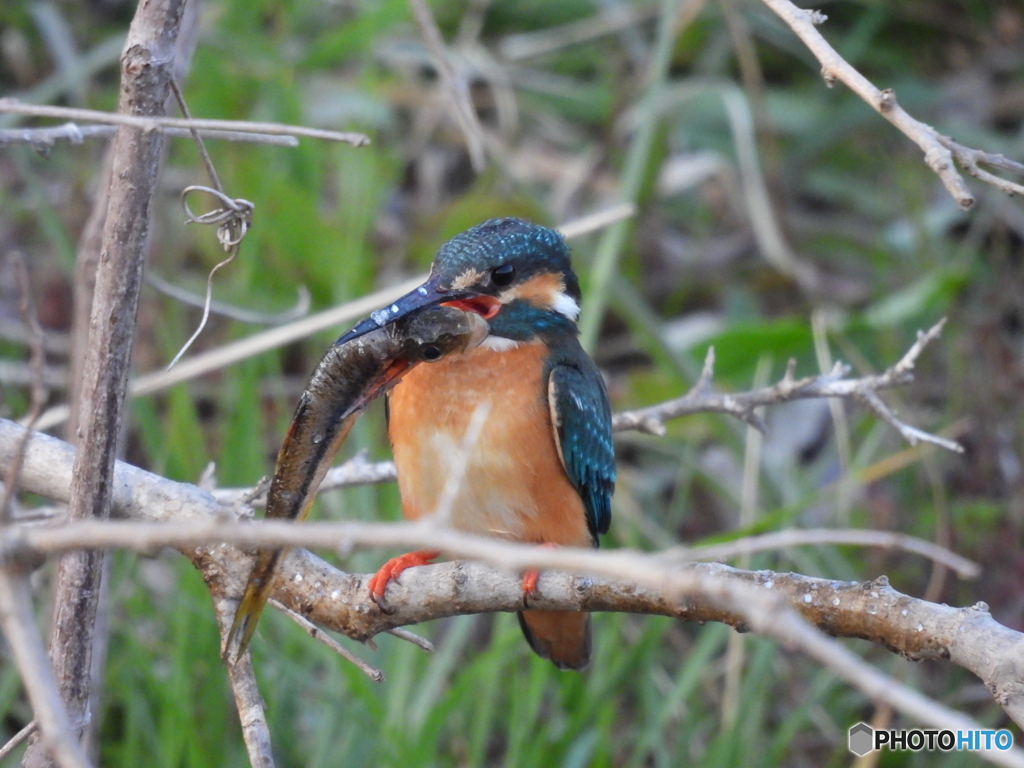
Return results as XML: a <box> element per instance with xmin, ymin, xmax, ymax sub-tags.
<box><xmin>491</xmin><ymin>263</ymin><xmax>516</xmax><ymax>287</ymax></box>
<box><xmin>422</xmin><ymin>345</ymin><xmax>442</xmax><ymax>361</ymax></box>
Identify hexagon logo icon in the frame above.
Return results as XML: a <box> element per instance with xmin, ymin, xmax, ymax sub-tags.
<box><xmin>849</xmin><ymin>722</ymin><xmax>874</xmax><ymax>756</ymax></box>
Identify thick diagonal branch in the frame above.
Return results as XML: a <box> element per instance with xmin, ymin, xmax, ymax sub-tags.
<box><xmin>2</xmin><ymin>419</ymin><xmax>1024</xmax><ymax>747</ymax></box>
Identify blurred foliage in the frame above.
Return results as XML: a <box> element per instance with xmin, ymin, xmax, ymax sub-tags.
<box><xmin>2</xmin><ymin>0</ymin><xmax>1024</xmax><ymax>765</ymax></box>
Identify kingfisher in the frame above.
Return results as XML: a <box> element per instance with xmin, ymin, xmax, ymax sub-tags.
<box><xmin>339</xmin><ymin>217</ymin><xmax>616</xmax><ymax>670</ymax></box>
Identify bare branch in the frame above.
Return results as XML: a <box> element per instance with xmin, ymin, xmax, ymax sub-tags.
<box><xmin>0</xmin><ymin>99</ymin><xmax>369</xmax><ymax>147</ymax></box>
<box><xmin>1</xmin><ymin>419</ymin><xmax>1023</xmax><ymax>758</ymax></box>
<box><xmin>0</xmin><ymin>122</ymin><xmax>298</xmax><ymax>150</ymax></box>
<box><xmin>268</xmin><ymin>599</ymin><xmax>384</xmax><ymax>683</ymax></box>
<box><xmin>224</xmin><ymin>654</ymin><xmax>275</xmax><ymax>768</ymax></box>
<box><xmin>30</xmin><ymin>3</ymin><xmax>190</xmax><ymax>764</ymax></box>
<box><xmin>385</xmin><ymin>627</ymin><xmax>434</xmax><ymax>652</ymax></box>
<box><xmin>937</xmin><ymin>135</ymin><xmax>1024</xmax><ymax>198</ymax></box>
<box><xmin>758</xmin><ymin>0</ymin><xmax>981</xmax><ymax>210</ymax></box>
<box><xmin>0</xmin><ymin>573</ymin><xmax>91</xmax><ymax>768</ymax></box>
<box><xmin>146</xmin><ymin>273</ymin><xmax>310</xmax><ymax>325</ymax></box>
<box><xmin>209</xmin><ymin>589</ymin><xmax>275</xmax><ymax>768</ymax></box>
<box><xmin>612</xmin><ymin>319</ymin><xmax>960</xmax><ymax>452</ymax></box>
<box><xmin>665</xmin><ymin>528</ymin><xmax>980</xmax><ymax>578</ymax></box>
<box><xmin>0</xmin><ymin>720</ymin><xmax>37</xmax><ymax>762</ymax></box>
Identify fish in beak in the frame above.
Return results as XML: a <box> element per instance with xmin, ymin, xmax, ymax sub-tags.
<box><xmin>334</xmin><ymin>273</ymin><xmax>501</xmax><ymax>345</ymax></box>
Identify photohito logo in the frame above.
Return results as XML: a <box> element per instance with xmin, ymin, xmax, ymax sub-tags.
<box><xmin>848</xmin><ymin>722</ymin><xmax>1014</xmax><ymax>756</ymax></box>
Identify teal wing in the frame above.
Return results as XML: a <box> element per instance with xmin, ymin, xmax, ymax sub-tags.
<box><xmin>547</xmin><ymin>361</ymin><xmax>616</xmax><ymax>541</ymax></box>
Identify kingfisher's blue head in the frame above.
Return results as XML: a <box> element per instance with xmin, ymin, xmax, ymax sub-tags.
<box><xmin>338</xmin><ymin>218</ymin><xmax>582</xmax><ymax>346</ymax></box>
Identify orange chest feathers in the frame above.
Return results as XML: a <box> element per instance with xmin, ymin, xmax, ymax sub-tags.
<box><xmin>386</xmin><ymin>342</ymin><xmax>591</xmax><ymax>548</ymax></box>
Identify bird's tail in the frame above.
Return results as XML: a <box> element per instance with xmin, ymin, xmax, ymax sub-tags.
<box><xmin>517</xmin><ymin>610</ymin><xmax>591</xmax><ymax>671</ymax></box>
<box><xmin>223</xmin><ymin>548</ymin><xmax>286</xmax><ymax>663</ymax></box>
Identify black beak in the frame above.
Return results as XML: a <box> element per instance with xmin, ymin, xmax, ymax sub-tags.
<box><xmin>334</xmin><ymin>274</ymin><xmax>497</xmax><ymax>345</ymax></box>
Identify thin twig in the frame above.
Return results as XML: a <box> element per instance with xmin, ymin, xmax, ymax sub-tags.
<box><xmin>0</xmin><ymin>255</ymin><xmax>48</xmax><ymax>524</ymax></box>
<box><xmin>168</xmin><ymin>79</ymin><xmax>222</xmax><ymax>191</ymax></box>
<box><xmin>499</xmin><ymin>3</ymin><xmax>659</xmax><ymax>60</ymax></box>
<box><xmin>385</xmin><ymin>627</ymin><xmax>434</xmax><ymax>652</ymax></box>
<box><xmin>665</xmin><ymin>528</ymin><xmax>980</xmax><ymax>578</ymax></box>
<box><xmin>0</xmin><ymin>719</ymin><xmax>37</xmax><ymax>761</ymax></box>
<box><xmin>0</xmin><ymin>123</ymin><xmax>298</xmax><ymax>149</ymax></box>
<box><xmin>224</xmin><ymin>652</ymin><xmax>275</xmax><ymax>768</ymax></box>
<box><xmin>0</xmin><ymin>99</ymin><xmax>370</xmax><ymax>147</ymax></box>
<box><xmin>208</xmin><ymin>588</ymin><xmax>276</xmax><ymax>768</ymax></box>
<box><xmin>612</xmin><ymin>319</ymin><xmax>960</xmax><ymax>453</ymax></box>
<box><xmin>268</xmin><ymin>599</ymin><xmax>384</xmax><ymax>682</ymax></box>
<box><xmin>934</xmin><ymin>136</ymin><xmax>1024</xmax><ymax>197</ymax></box>
<box><xmin>408</xmin><ymin>0</ymin><xmax>488</xmax><ymax>172</ymax></box>
<box><xmin>0</xmin><ymin>573</ymin><xmax>91</xmax><ymax>768</ymax></box>
<box><xmin>758</xmin><ymin>0</ymin><xmax>983</xmax><ymax>209</ymax></box>
<box><xmin>146</xmin><ymin>273</ymin><xmax>310</xmax><ymax>325</ymax></box>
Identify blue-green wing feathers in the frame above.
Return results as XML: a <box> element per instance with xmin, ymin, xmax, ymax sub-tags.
<box><xmin>547</xmin><ymin>363</ymin><xmax>615</xmax><ymax>541</ymax></box>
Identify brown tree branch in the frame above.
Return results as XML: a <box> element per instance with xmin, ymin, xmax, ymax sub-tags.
<box><xmin>2</xmin><ymin>419</ymin><xmax>1023</xmax><ymax>757</ymax></box>
<box><xmin>26</xmin><ymin>3</ymin><xmax>189</xmax><ymax>765</ymax></box>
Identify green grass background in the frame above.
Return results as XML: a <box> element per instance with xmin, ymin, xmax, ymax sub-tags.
<box><xmin>2</xmin><ymin>0</ymin><xmax>1022</xmax><ymax>764</ymax></box>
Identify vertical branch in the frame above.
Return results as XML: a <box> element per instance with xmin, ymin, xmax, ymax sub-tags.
<box><xmin>225</xmin><ymin>654</ymin><xmax>275</xmax><ymax>768</ymax></box>
<box><xmin>65</xmin><ymin>158</ymin><xmax>110</xmax><ymax>441</ymax></box>
<box><xmin>22</xmin><ymin>0</ymin><xmax>188</xmax><ymax>765</ymax></box>
<box><xmin>0</xmin><ymin>574</ymin><xmax>91</xmax><ymax>768</ymax></box>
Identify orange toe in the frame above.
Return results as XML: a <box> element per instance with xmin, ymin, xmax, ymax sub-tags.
<box><xmin>521</xmin><ymin>569</ymin><xmax>540</xmax><ymax>599</ymax></box>
<box><xmin>521</xmin><ymin>544</ymin><xmax>557</xmax><ymax>607</ymax></box>
<box><xmin>368</xmin><ymin>549</ymin><xmax>440</xmax><ymax>610</ymax></box>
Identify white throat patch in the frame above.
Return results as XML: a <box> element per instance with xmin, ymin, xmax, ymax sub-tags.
<box><xmin>480</xmin><ymin>335</ymin><xmax>521</xmax><ymax>352</ymax></box>
<box><xmin>551</xmin><ymin>291</ymin><xmax>581</xmax><ymax>321</ymax></box>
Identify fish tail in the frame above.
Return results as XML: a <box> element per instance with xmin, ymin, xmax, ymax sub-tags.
<box><xmin>517</xmin><ymin>610</ymin><xmax>591</xmax><ymax>671</ymax></box>
<box><xmin>223</xmin><ymin>549</ymin><xmax>285</xmax><ymax>663</ymax></box>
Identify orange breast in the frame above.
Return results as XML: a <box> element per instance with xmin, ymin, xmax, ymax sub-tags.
<box><xmin>387</xmin><ymin>342</ymin><xmax>592</xmax><ymax>548</ymax></box>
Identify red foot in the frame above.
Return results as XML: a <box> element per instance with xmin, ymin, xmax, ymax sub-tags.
<box><xmin>368</xmin><ymin>550</ymin><xmax>440</xmax><ymax>613</ymax></box>
<box><xmin>521</xmin><ymin>543</ymin><xmax>556</xmax><ymax>607</ymax></box>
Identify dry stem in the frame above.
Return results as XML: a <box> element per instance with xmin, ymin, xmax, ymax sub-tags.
<box><xmin>27</xmin><ymin>4</ymin><xmax>189</xmax><ymax>765</ymax></box>
<box><xmin>0</xmin><ymin>99</ymin><xmax>369</xmax><ymax>147</ymax></box>
<box><xmin>758</xmin><ymin>0</ymin><xmax>1005</xmax><ymax>210</ymax></box>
